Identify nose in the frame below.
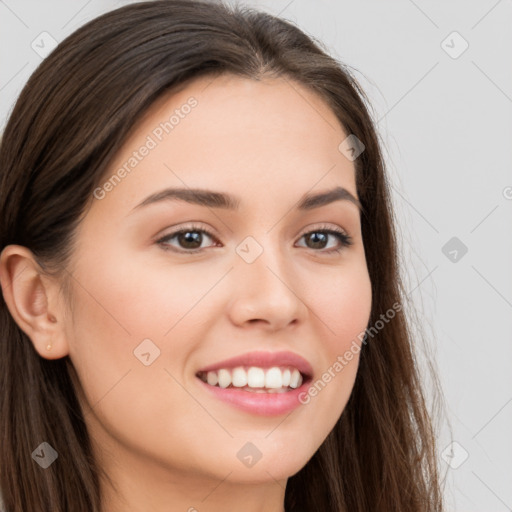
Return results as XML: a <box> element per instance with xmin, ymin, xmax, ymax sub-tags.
<box><xmin>226</xmin><ymin>241</ymin><xmax>307</xmax><ymax>331</ymax></box>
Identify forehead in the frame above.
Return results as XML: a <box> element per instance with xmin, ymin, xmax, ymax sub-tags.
<box><xmin>92</xmin><ymin>73</ymin><xmax>357</xmax><ymax>217</ymax></box>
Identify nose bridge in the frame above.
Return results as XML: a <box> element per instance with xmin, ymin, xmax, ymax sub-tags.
<box><xmin>236</xmin><ymin>231</ymin><xmax>288</xmax><ymax>288</ymax></box>
<box><xmin>229</xmin><ymin>231</ymin><xmax>305</xmax><ymax>327</ymax></box>
<box><xmin>256</xmin><ymin>253</ymin><xmax>283</xmax><ymax>288</ymax></box>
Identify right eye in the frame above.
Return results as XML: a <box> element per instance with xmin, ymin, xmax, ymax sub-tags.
<box><xmin>296</xmin><ymin>227</ymin><xmax>353</xmax><ymax>254</ymax></box>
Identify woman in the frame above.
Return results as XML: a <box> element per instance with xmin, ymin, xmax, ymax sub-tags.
<box><xmin>0</xmin><ymin>1</ymin><xmax>445</xmax><ymax>510</ymax></box>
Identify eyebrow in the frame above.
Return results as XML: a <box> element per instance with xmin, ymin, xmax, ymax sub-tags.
<box><xmin>130</xmin><ymin>185</ymin><xmax>363</xmax><ymax>213</ymax></box>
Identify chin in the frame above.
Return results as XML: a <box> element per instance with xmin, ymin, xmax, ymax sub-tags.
<box><xmin>212</xmin><ymin>447</ymin><xmax>312</xmax><ymax>484</ymax></box>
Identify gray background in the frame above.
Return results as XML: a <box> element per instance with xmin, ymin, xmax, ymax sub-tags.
<box><xmin>1</xmin><ymin>1</ymin><xmax>511</xmax><ymax>510</ymax></box>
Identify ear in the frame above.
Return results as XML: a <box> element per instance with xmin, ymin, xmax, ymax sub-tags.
<box><xmin>0</xmin><ymin>244</ymin><xmax>69</xmax><ymax>359</ymax></box>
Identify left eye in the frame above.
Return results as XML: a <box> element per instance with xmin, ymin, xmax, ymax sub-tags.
<box><xmin>157</xmin><ymin>226</ymin><xmax>219</xmax><ymax>253</ymax></box>
<box><xmin>156</xmin><ymin>224</ymin><xmax>352</xmax><ymax>254</ymax></box>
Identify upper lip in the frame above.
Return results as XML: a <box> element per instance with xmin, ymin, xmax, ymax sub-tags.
<box><xmin>196</xmin><ymin>350</ymin><xmax>314</xmax><ymax>379</ymax></box>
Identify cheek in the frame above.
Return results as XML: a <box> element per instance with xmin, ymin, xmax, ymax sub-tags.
<box><xmin>69</xmin><ymin>253</ymin><xmax>211</xmax><ymax>343</ymax></box>
<box><xmin>64</xmin><ymin>259</ymin><xmax>214</xmax><ymax>469</ymax></box>
<box><xmin>312</xmin><ymin>260</ymin><xmax>372</xmax><ymax>352</ymax></box>
<box><xmin>298</xmin><ymin>261</ymin><xmax>371</xmax><ymax>433</ymax></box>
<box><xmin>64</xmin><ymin>246</ymin><xmax>220</xmax><ymax>408</ymax></box>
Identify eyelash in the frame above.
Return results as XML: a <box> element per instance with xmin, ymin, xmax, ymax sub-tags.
<box><xmin>156</xmin><ymin>223</ymin><xmax>353</xmax><ymax>255</ymax></box>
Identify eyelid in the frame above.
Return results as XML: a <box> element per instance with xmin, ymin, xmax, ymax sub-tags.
<box><xmin>155</xmin><ymin>221</ymin><xmax>353</xmax><ymax>253</ymax></box>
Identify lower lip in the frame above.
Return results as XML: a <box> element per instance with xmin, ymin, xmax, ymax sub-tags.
<box><xmin>196</xmin><ymin>377</ymin><xmax>311</xmax><ymax>416</ymax></box>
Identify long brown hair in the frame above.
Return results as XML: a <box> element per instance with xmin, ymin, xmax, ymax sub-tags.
<box><xmin>0</xmin><ymin>1</ymin><xmax>445</xmax><ymax>510</ymax></box>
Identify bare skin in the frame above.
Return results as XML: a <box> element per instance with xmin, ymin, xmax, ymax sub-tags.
<box><xmin>0</xmin><ymin>74</ymin><xmax>372</xmax><ymax>512</ymax></box>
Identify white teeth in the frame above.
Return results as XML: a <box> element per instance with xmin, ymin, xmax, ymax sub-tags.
<box><xmin>242</xmin><ymin>386</ymin><xmax>288</xmax><ymax>393</ymax></box>
<box><xmin>232</xmin><ymin>367</ymin><xmax>248</xmax><ymax>387</ymax></box>
<box><xmin>206</xmin><ymin>371</ymin><xmax>218</xmax><ymax>386</ymax></box>
<box><xmin>265</xmin><ymin>367</ymin><xmax>283</xmax><ymax>388</ymax></box>
<box><xmin>247</xmin><ymin>367</ymin><xmax>265</xmax><ymax>387</ymax></box>
<box><xmin>217</xmin><ymin>368</ymin><xmax>231</xmax><ymax>388</ymax></box>
<box><xmin>200</xmin><ymin>366</ymin><xmax>304</xmax><ymax>390</ymax></box>
<box><xmin>289</xmin><ymin>368</ymin><xmax>301</xmax><ymax>389</ymax></box>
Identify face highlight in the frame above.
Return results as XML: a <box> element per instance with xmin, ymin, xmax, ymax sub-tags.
<box><xmin>61</xmin><ymin>74</ymin><xmax>372</xmax><ymax>507</ymax></box>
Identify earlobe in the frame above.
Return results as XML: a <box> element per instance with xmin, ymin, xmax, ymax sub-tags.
<box><xmin>0</xmin><ymin>244</ymin><xmax>69</xmax><ymax>359</ymax></box>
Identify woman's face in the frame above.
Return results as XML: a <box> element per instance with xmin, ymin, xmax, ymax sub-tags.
<box><xmin>63</xmin><ymin>74</ymin><xmax>372</xmax><ymax>492</ymax></box>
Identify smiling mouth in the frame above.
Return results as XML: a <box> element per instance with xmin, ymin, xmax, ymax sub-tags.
<box><xmin>196</xmin><ymin>365</ymin><xmax>310</xmax><ymax>393</ymax></box>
